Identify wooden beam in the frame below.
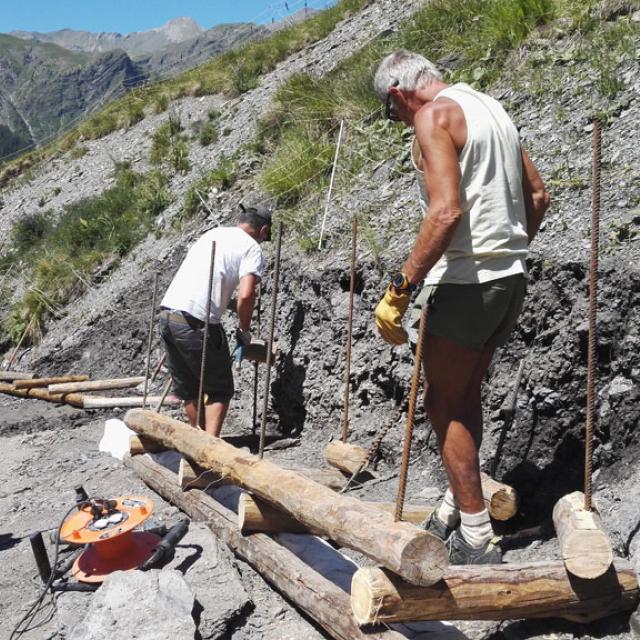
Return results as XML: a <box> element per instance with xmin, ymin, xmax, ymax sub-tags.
<box><xmin>83</xmin><ymin>395</ymin><xmax>182</xmax><ymax>409</ymax></box>
<box><xmin>325</xmin><ymin>442</ymin><xmax>518</xmax><ymax>520</ymax></box>
<box><xmin>125</xmin><ymin>410</ymin><xmax>448</xmax><ymax>586</ymax></box>
<box><xmin>0</xmin><ymin>383</ymin><xmax>84</xmax><ymax>407</ymax></box>
<box><xmin>0</xmin><ymin>371</ymin><xmax>35</xmax><ymax>381</ymax></box>
<box><xmin>553</xmin><ymin>491</ymin><xmax>614</xmax><ymax>579</ymax></box>
<box><xmin>48</xmin><ymin>376</ymin><xmax>145</xmax><ymax>394</ymax></box>
<box><xmin>14</xmin><ymin>375</ymin><xmax>89</xmax><ymax>389</ymax></box>
<box><xmin>124</xmin><ymin>453</ymin><xmax>409</xmax><ymax>640</ymax></box>
<box><xmin>239</xmin><ymin>494</ymin><xmax>434</xmax><ymax>535</ymax></box>
<box><xmin>129</xmin><ymin>435</ymin><xmax>167</xmax><ymax>455</ymax></box>
<box><xmin>479</xmin><ymin>472</ymin><xmax>518</xmax><ymax>521</ymax></box>
<box><xmin>324</xmin><ymin>441</ymin><xmax>370</xmax><ymax>476</ymax></box>
<box><xmin>351</xmin><ymin>562</ymin><xmax>639</xmax><ymax>625</ymax></box>
<box><xmin>243</xmin><ymin>339</ymin><xmax>278</xmax><ymax>365</ymax></box>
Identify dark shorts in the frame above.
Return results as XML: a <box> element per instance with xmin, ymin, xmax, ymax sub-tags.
<box><xmin>159</xmin><ymin>309</ymin><xmax>234</xmax><ymax>403</ymax></box>
<box><xmin>410</xmin><ymin>274</ymin><xmax>527</xmax><ymax>350</ymax></box>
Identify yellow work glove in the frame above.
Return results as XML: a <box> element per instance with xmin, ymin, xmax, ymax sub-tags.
<box><xmin>375</xmin><ymin>286</ymin><xmax>411</xmax><ymax>345</ymax></box>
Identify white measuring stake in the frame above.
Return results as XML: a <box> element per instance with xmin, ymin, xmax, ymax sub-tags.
<box><xmin>318</xmin><ymin>119</ymin><xmax>345</xmax><ymax>249</ymax></box>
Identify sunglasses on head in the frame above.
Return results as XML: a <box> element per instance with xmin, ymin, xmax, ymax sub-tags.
<box><xmin>385</xmin><ymin>79</ymin><xmax>401</xmax><ymax>122</ymax></box>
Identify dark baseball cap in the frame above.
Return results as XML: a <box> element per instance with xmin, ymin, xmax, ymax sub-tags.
<box><xmin>239</xmin><ymin>201</ymin><xmax>272</xmax><ymax>224</ymax></box>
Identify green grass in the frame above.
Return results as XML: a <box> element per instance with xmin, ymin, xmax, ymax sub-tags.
<box><xmin>180</xmin><ymin>158</ymin><xmax>238</xmax><ymax>221</ymax></box>
<box><xmin>149</xmin><ymin>115</ymin><xmax>191</xmax><ymax>173</ymax></box>
<box><xmin>256</xmin><ymin>0</ymin><xmax>555</xmax><ymax>215</ymax></box>
<box><xmin>1</xmin><ymin>164</ymin><xmax>171</xmax><ymax>344</ymax></box>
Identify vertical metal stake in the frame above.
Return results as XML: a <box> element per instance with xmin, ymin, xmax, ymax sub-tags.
<box><xmin>341</xmin><ymin>217</ymin><xmax>357</xmax><ymax>443</ymax></box>
<box><xmin>259</xmin><ymin>223</ymin><xmax>283</xmax><ymax>459</ymax></box>
<box><xmin>142</xmin><ymin>272</ymin><xmax>159</xmax><ymax>409</ymax></box>
<box><xmin>584</xmin><ymin>118</ymin><xmax>601</xmax><ymax>512</ymax></box>
<box><xmin>197</xmin><ymin>241</ymin><xmax>217</xmax><ymax>430</ymax></box>
<box><xmin>252</xmin><ymin>284</ymin><xmax>262</xmax><ymax>435</ymax></box>
<box><xmin>395</xmin><ymin>304</ymin><xmax>429</xmax><ymax>522</ymax></box>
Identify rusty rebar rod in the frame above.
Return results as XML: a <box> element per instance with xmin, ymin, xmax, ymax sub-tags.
<box><xmin>341</xmin><ymin>217</ymin><xmax>358</xmax><ymax>443</ymax></box>
<box><xmin>252</xmin><ymin>284</ymin><xmax>262</xmax><ymax>435</ymax></box>
<box><xmin>259</xmin><ymin>223</ymin><xmax>283</xmax><ymax>459</ymax></box>
<box><xmin>196</xmin><ymin>241</ymin><xmax>217</xmax><ymax>430</ymax></box>
<box><xmin>395</xmin><ymin>304</ymin><xmax>429</xmax><ymax>522</ymax></box>
<box><xmin>585</xmin><ymin>118</ymin><xmax>601</xmax><ymax>512</ymax></box>
<box><xmin>142</xmin><ymin>272</ymin><xmax>159</xmax><ymax>409</ymax></box>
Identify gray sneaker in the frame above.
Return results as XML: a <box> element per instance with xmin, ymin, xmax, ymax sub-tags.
<box><xmin>421</xmin><ymin>512</ymin><xmax>455</xmax><ymax>541</ymax></box>
<box><xmin>448</xmin><ymin>530</ymin><xmax>502</xmax><ymax>564</ymax></box>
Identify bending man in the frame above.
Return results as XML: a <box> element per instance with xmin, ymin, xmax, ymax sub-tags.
<box><xmin>159</xmin><ymin>201</ymin><xmax>272</xmax><ymax>436</ymax></box>
<box><xmin>373</xmin><ymin>51</ymin><xmax>549</xmax><ymax>563</ymax></box>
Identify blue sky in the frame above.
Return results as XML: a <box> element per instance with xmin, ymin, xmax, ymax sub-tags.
<box><xmin>1</xmin><ymin>0</ymin><xmax>334</xmax><ymax>34</ymax></box>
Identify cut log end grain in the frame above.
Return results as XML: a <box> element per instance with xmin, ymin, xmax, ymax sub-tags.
<box><xmin>553</xmin><ymin>491</ymin><xmax>614</xmax><ymax>580</ymax></box>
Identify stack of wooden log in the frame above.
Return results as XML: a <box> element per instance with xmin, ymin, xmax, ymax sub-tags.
<box><xmin>0</xmin><ymin>371</ymin><xmax>181</xmax><ymax>409</ymax></box>
<box><xmin>124</xmin><ymin>410</ymin><xmax>639</xmax><ymax>639</ymax></box>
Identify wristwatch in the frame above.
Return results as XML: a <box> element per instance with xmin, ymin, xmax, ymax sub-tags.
<box><xmin>391</xmin><ymin>272</ymin><xmax>417</xmax><ymax>292</ymax></box>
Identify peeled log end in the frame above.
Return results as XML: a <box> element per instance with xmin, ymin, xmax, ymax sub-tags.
<box><xmin>397</xmin><ymin>532</ymin><xmax>449</xmax><ymax>587</ymax></box>
<box><xmin>324</xmin><ymin>441</ymin><xmax>369</xmax><ymax>476</ymax></box>
<box><xmin>553</xmin><ymin>491</ymin><xmax>614</xmax><ymax>580</ymax></box>
<box><xmin>351</xmin><ymin>566</ymin><xmax>400</xmax><ymax>626</ymax></box>
<box><xmin>480</xmin><ymin>472</ymin><xmax>519</xmax><ymax>521</ymax></box>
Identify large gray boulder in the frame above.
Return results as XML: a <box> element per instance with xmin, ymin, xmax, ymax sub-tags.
<box><xmin>69</xmin><ymin>569</ymin><xmax>195</xmax><ymax>640</ymax></box>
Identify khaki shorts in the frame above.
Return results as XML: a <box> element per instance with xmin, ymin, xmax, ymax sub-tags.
<box><xmin>410</xmin><ymin>274</ymin><xmax>526</xmax><ymax>350</ymax></box>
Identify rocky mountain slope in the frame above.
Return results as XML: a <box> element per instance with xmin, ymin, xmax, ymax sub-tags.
<box><xmin>1</xmin><ymin>0</ymin><xmax>639</xmax><ymax>637</ymax></box>
<box><xmin>0</xmin><ymin>19</ymin><xmax>269</xmax><ymax>157</ymax></box>
<box><xmin>10</xmin><ymin>17</ymin><xmax>207</xmax><ymax>56</ymax></box>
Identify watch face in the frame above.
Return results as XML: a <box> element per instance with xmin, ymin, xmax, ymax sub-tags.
<box><xmin>392</xmin><ymin>273</ymin><xmax>406</xmax><ymax>289</ymax></box>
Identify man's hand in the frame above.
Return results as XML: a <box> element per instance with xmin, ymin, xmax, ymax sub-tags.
<box><xmin>235</xmin><ymin>328</ymin><xmax>252</xmax><ymax>346</ymax></box>
<box><xmin>375</xmin><ymin>286</ymin><xmax>411</xmax><ymax>345</ymax></box>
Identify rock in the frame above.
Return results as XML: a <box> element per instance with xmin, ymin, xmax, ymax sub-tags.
<box><xmin>631</xmin><ymin>603</ymin><xmax>640</xmax><ymax>639</ymax></box>
<box><xmin>69</xmin><ymin>570</ymin><xmax>196</xmax><ymax>640</ymax></box>
<box><xmin>608</xmin><ymin>375</ymin><xmax>634</xmax><ymax>399</ymax></box>
<box><xmin>166</xmin><ymin>522</ymin><xmax>250</xmax><ymax>639</ymax></box>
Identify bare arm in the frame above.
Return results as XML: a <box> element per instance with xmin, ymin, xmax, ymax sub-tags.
<box><xmin>237</xmin><ymin>274</ymin><xmax>259</xmax><ymax>332</ymax></box>
<box><xmin>521</xmin><ymin>146</ymin><xmax>550</xmax><ymax>244</ymax></box>
<box><xmin>402</xmin><ymin>109</ymin><xmax>462</xmax><ymax>284</ymax></box>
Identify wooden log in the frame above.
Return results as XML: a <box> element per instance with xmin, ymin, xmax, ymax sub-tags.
<box><xmin>324</xmin><ymin>444</ymin><xmax>517</xmax><ymax>520</ymax></box>
<box><xmin>243</xmin><ymin>339</ymin><xmax>278</xmax><ymax>365</ymax></box>
<box><xmin>239</xmin><ymin>494</ymin><xmax>434</xmax><ymax>535</ymax></box>
<box><xmin>178</xmin><ymin>457</ymin><xmax>219</xmax><ymax>490</ymax></box>
<box><xmin>480</xmin><ymin>472</ymin><xmax>519</xmax><ymax>521</ymax></box>
<box><xmin>129</xmin><ymin>435</ymin><xmax>167</xmax><ymax>455</ymax></box>
<box><xmin>14</xmin><ymin>375</ymin><xmax>89</xmax><ymax>389</ymax></box>
<box><xmin>553</xmin><ymin>491</ymin><xmax>614</xmax><ymax>580</ymax></box>
<box><xmin>351</xmin><ymin>562</ymin><xmax>639</xmax><ymax>625</ymax></box>
<box><xmin>0</xmin><ymin>383</ymin><xmax>84</xmax><ymax>407</ymax></box>
<box><xmin>324</xmin><ymin>441</ymin><xmax>370</xmax><ymax>476</ymax></box>
<box><xmin>125</xmin><ymin>410</ymin><xmax>448</xmax><ymax>586</ymax></box>
<box><xmin>0</xmin><ymin>371</ymin><xmax>35</xmax><ymax>381</ymax></box>
<box><xmin>124</xmin><ymin>454</ymin><xmax>407</xmax><ymax>640</ymax></box>
<box><xmin>48</xmin><ymin>376</ymin><xmax>145</xmax><ymax>394</ymax></box>
<box><xmin>83</xmin><ymin>395</ymin><xmax>182</xmax><ymax>409</ymax></box>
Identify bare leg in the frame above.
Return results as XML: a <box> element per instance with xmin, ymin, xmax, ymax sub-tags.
<box><xmin>183</xmin><ymin>399</ymin><xmax>228</xmax><ymax>437</ymax></box>
<box><xmin>184</xmin><ymin>399</ymin><xmax>200</xmax><ymax>428</ymax></box>
<box><xmin>204</xmin><ymin>402</ymin><xmax>229</xmax><ymax>437</ymax></box>
<box><xmin>423</xmin><ymin>333</ymin><xmax>494</xmax><ymax>514</ymax></box>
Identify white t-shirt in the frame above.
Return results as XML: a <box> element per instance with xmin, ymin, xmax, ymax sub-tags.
<box><xmin>161</xmin><ymin>226</ymin><xmax>264</xmax><ymax>323</ymax></box>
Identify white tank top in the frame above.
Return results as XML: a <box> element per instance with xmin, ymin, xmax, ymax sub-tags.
<box><xmin>412</xmin><ymin>83</ymin><xmax>529</xmax><ymax>285</ymax></box>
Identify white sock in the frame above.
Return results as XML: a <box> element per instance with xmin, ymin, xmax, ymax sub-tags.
<box><xmin>460</xmin><ymin>509</ymin><xmax>494</xmax><ymax>548</ymax></box>
<box><xmin>436</xmin><ymin>488</ymin><xmax>460</xmax><ymax>528</ymax></box>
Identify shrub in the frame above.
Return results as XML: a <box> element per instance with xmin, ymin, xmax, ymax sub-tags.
<box><xmin>199</xmin><ymin>123</ymin><xmax>219</xmax><ymax>146</ymax></box>
<box><xmin>181</xmin><ymin>158</ymin><xmax>238</xmax><ymax>220</ymax></box>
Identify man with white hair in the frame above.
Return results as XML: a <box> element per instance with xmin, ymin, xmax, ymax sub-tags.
<box><xmin>373</xmin><ymin>50</ymin><xmax>549</xmax><ymax>563</ymax></box>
